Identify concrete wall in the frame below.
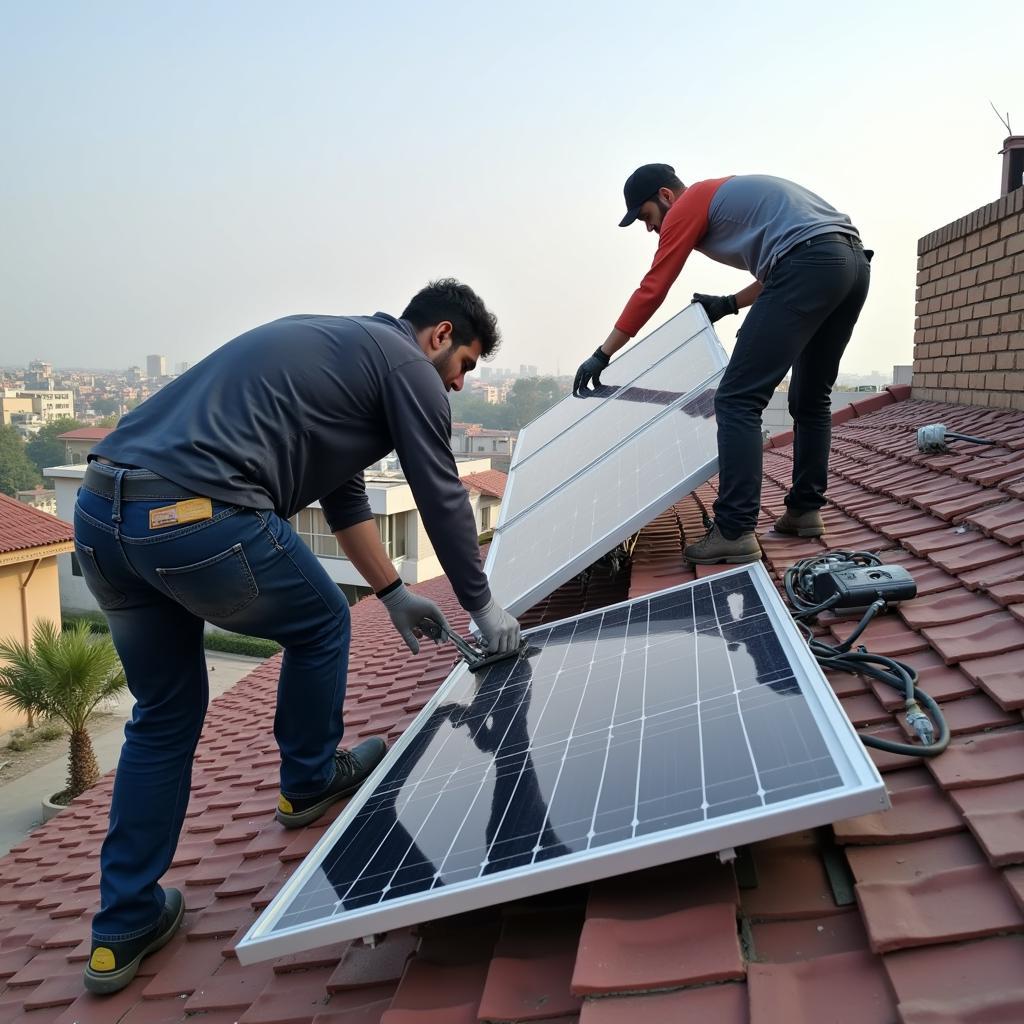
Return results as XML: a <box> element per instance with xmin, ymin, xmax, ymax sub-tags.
<box><xmin>912</xmin><ymin>185</ymin><xmax>1024</xmax><ymax>409</ymax></box>
<box><xmin>0</xmin><ymin>556</ymin><xmax>63</xmax><ymax>732</ymax></box>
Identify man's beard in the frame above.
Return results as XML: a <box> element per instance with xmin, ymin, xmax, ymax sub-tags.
<box><xmin>432</xmin><ymin>347</ymin><xmax>456</xmax><ymax>391</ymax></box>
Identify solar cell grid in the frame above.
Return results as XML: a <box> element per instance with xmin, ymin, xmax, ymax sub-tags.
<box><xmin>237</xmin><ymin>565</ymin><xmax>885</xmax><ymax>963</ymax></box>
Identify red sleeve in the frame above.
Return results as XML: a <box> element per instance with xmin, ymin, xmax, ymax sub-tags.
<box><xmin>615</xmin><ymin>176</ymin><xmax>731</xmax><ymax>337</ymax></box>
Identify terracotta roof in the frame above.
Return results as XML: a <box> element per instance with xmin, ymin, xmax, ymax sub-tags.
<box><xmin>55</xmin><ymin>427</ymin><xmax>113</xmax><ymax>441</ymax></box>
<box><xmin>0</xmin><ymin>491</ymin><xmax>73</xmax><ymax>554</ymax></box>
<box><xmin>461</xmin><ymin>469</ymin><xmax>508</xmax><ymax>499</ymax></box>
<box><xmin>3</xmin><ymin>386</ymin><xmax>1024</xmax><ymax>1021</ymax></box>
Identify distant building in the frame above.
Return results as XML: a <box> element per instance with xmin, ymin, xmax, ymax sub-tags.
<box><xmin>15</xmin><ymin>487</ymin><xmax>57</xmax><ymax>517</ymax></box>
<box><xmin>0</xmin><ymin>493</ymin><xmax>74</xmax><ymax>732</ymax></box>
<box><xmin>519</xmin><ymin>364</ymin><xmax>539</xmax><ymax>378</ymax></box>
<box><xmin>26</xmin><ymin>360</ymin><xmax>54</xmax><ymax>389</ymax></box>
<box><xmin>146</xmin><ymin>354</ymin><xmax>167</xmax><ymax>378</ymax></box>
<box><xmin>177</xmin><ymin>361</ymin><xmax>190</xmax><ymax>375</ymax></box>
<box><xmin>1</xmin><ymin>388</ymin><xmax>75</xmax><ymax>424</ymax></box>
<box><xmin>56</xmin><ymin>426</ymin><xmax>113</xmax><ymax>465</ymax></box>
<box><xmin>451</xmin><ymin>422</ymin><xmax>517</xmax><ymax>472</ymax></box>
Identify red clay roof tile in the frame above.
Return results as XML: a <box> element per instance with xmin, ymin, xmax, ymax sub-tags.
<box><xmin>926</xmin><ymin>729</ymin><xmax>1024</xmax><ymax>789</ymax></box>
<box><xmin>958</xmin><ymin>651</ymin><xmax>1024</xmax><ymax>709</ymax></box>
<box><xmin>478</xmin><ymin>911</ymin><xmax>583</xmax><ymax>1020</ymax></box>
<box><xmin>897</xmin><ymin>587</ymin><xmax>1002</xmax><ymax>629</ymax></box>
<box><xmin>0</xmin><ymin>491</ymin><xmax>74</xmax><ymax>554</ymax></box>
<box><xmin>882</xmin><ymin>934</ymin><xmax>1024</xmax><ymax>1024</ymax></box>
<box><xmin>833</xmin><ymin>768</ymin><xmax>963</xmax><ymax>844</ymax></box>
<box><xmin>572</xmin><ymin>901</ymin><xmax>743</xmax><ymax>995</ymax></box>
<box><xmin>577</xmin><ymin>983</ymin><xmax>748</xmax><ymax>1024</ymax></box>
<box><xmin>922</xmin><ymin>610</ymin><xmax>1024</xmax><ymax>664</ymax></box>
<box><xmin>949</xmin><ymin>779</ymin><xmax>1024</xmax><ymax>867</ymax></box>
<box><xmin>740</xmin><ymin>833</ymin><xmax>843</xmax><ymax>921</ymax></box>
<box><xmin>846</xmin><ymin>832</ymin><xmax>1024</xmax><ymax>951</ymax></box>
<box><xmin>749</xmin><ymin>909</ymin><xmax>870</xmax><ymax>963</ymax></box>
<box><xmin>746</xmin><ymin>949</ymin><xmax>897</xmax><ymax>1024</ymax></box>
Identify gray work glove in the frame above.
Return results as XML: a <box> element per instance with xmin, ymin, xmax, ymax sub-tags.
<box><xmin>470</xmin><ymin>598</ymin><xmax>521</xmax><ymax>654</ymax></box>
<box><xmin>692</xmin><ymin>293</ymin><xmax>738</xmax><ymax>324</ymax></box>
<box><xmin>380</xmin><ymin>582</ymin><xmax>451</xmax><ymax>655</ymax></box>
<box><xmin>573</xmin><ymin>348</ymin><xmax>611</xmax><ymax>395</ymax></box>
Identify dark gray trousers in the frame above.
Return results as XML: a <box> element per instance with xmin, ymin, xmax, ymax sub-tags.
<box><xmin>712</xmin><ymin>234</ymin><xmax>872</xmax><ymax>536</ymax></box>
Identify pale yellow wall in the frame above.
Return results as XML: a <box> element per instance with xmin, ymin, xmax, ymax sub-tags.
<box><xmin>0</xmin><ymin>556</ymin><xmax>62</xmax><ymax>733</ymax></box>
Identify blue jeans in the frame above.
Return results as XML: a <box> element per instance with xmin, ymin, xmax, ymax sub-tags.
<box><xmin>712</xmin><ymin>235</ymin><xmax>872</xmax><ymax>535</ymax></box>
<box><xmin>74</xmin><ymin>463</ymin><xmax>350</xmax><ymax>940</ymax></box>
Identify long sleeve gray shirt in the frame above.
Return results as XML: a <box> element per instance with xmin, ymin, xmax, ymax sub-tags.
<box><xmin>92</xmin><ymin>312</ymin><xmax>491</xmax><ymax>609</ymax></box>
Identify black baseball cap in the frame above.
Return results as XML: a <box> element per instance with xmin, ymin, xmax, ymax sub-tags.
<box><xmin>619</xmin><ymin>163</ymin><xmax>677</xmax><ymax>227</ymax></box>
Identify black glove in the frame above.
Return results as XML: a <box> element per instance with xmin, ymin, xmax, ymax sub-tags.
<box><xmin>692</xmin><ymin>293</ymin><xmax>738</xmax><ymax>324</ymax></box>
<box><xmin>573</xmin><ymin>348</ymin><xmax>610</xmax><ymax>395</ymax></box>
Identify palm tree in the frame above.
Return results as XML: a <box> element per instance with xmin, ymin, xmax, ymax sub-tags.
<box><xmin>0</xmin><ymin>620</ymin><xmax>126</xmax><ymax>801</ymax></box>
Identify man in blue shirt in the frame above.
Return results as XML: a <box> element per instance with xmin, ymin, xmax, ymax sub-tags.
<box><xmin>76</xmin><ymin>279</ymin><xmax>520</xmax><ymax>994</ymax></box>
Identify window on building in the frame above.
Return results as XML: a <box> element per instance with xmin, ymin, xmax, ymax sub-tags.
<box><xmin>289</xmin><ymin>508</ymin><xmax>407</xmax><ymax>561</ymax></box>
<box><xmin>377</xmin><ymin>512</ymin><xmax>407</xmax><ymax>559</ymax></box>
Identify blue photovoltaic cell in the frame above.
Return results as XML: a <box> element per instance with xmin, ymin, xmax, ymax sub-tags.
<box><xmin>268</xmin><ymin>569</ymin><xmax>848</xmax><ymax>932</ymax></box>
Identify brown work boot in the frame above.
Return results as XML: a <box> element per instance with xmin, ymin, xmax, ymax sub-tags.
<box><xmin>684</xmin><ymin>523</ymin><xmax>762</xmax><ymax>565</ymax></box>
<box><xmin>774</xmin><ymin>508</ymin><xmax>825</xmax><ymax>537</ymax></box>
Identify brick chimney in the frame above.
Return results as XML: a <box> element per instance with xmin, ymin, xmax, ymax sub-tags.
<box><xmin>912</xmin><ymin>165</ymin><xmax>1024</xmax><ymax>411</ymax></box>
<box><xmin>1001</xmin><ymin>136</ymin><xmax>1024</xmax><ymax>197</ymax></box>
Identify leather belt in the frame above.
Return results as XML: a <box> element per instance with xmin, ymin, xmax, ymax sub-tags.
<box><xmin>83</xmin><ymin>463</ymin><xmax>199</xmax><ymax>501</ymax></box>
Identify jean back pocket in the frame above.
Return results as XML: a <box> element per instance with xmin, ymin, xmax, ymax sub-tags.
<box><xmin>74</xmin><ymin>541</ymin><xmax>127</xmax><ymax>610</ymax></box>
<box><xmin>157</xmin><ymin>544</ymin><xmax>259</xmax><ymax>621</ymax></box>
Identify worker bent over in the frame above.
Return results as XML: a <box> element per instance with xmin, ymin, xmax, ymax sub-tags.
<box><xmin>75</xmin><ymin>279</ymin><xmax>520</xmax><ymax>994</ymax></box>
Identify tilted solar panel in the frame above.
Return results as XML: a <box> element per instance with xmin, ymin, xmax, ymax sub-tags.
<box><xmin>237</xmin><ymin>564</ymin><xmax>886</xmax><ymax>963</ymax></box>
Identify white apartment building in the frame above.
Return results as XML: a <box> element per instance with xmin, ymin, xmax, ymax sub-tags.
<box><xmin>46</xmin><ymin>455</ymin><xmax>504</xmax><ymax>612</ymax></box>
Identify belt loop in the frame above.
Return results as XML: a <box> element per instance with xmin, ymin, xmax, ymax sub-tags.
<box><xmin>111</xmin><ymin>469</ymin><xmax>126</xmax><ymax>524</ymax></box>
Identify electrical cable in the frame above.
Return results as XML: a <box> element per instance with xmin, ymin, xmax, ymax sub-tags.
<box><xmin>784</xmin><ymin>551</ymin><xmax>949</xmax><ymax>758</ymax></box>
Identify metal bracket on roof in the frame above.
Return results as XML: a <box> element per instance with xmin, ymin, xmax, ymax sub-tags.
<box><xmin>716</xmin><ymin>847</ymin><xmax>737</xmax><ymax>864</ymax></box>
<box><xmin>358</xmin><ymin>933</ymin><xmax>388</xmax><ymax>948</ymax></box>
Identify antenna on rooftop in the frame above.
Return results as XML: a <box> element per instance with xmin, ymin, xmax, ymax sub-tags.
<box><xmin>989</xmin><ymin>100</ymin><xmax>1012</xmax><ymax>135</ymax></box>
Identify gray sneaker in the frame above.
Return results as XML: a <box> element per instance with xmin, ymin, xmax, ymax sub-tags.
<box><xmin>774</xmin><ymin>508</ymin><xmax>825</xmax><ymax>537</ymax></box>
<box><xmin>684</xmin><ymin>524</ymin><xmax>762</xmax><ymax>565</ymax></box>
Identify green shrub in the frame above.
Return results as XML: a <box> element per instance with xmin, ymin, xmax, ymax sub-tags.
<box><xmin>202</xmin><ymin>632</ymin><xmax>281</xmax><ymax>658</ymax></box>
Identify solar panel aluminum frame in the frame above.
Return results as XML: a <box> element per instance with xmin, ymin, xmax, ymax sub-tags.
<box><xmin>235</xmin><ymin>563</ymin><xmax>887</xmax><ymax>965</ymax></box>
<box><xmin>507</xmin><ymin>303</ymin><xmax>719</xmax><ymax>478</ymax></box>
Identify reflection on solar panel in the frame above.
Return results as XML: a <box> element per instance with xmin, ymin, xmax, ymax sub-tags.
<box><xmin>485</xmin><ymin>303</ymin><xmax>728</xmax><ymax>617</ymax></box>
<box><xmin>237</xmin><ymin>564</ymin><xmax>886</xmax><ymax>963</ymax></box>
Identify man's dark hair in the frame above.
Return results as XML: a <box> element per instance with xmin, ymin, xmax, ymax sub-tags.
<box><xmin>401</xmin><ymin>279</ymin><xmax>501</xmax><ymax>358</ymax></box>
<box><xmin>661</xmin><ymin>171</ymin><xmax>685</xmax><ymax>192</ymax></box>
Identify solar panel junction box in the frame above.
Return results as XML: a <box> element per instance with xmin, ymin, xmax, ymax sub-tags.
<box><xmin>810</xmin><ymin>564</ymin><xmax>917</xmax><ymax>610</ymax></box>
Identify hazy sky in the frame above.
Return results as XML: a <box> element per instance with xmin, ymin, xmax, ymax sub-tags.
<box><xmin>2</xmin><ymin>2</ymin><xmax>1021</xmax><ymax>376</ymax></box>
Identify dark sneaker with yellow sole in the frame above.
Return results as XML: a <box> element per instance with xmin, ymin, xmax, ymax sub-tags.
<box><xmin>84</xmin><ymin>887</ymin><xmax>184</xmax><ymax>995</ymax></box>
<box><xmin>774</xmin><ymin>508</ymin><xmax>825</xmax><ymax>537</ymax></box>
<box><xmin>275</xmin><ymin>737</ymin><xmax>388</xmax><ymax>829</ymax></box>
<box><xmin>684</xmin><ymin>523</ymin><xmax>762</xmax><ymax>565</ymax></box>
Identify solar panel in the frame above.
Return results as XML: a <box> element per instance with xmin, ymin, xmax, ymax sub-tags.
<box><xmin>236</xmin><ymin>564</ymin><xmax>886</xmax><ymax>964</ymax></box>
<box><xmin>485</xmin><ymin>304</ymin><xmax>728</xmax><ymax>617</ymax></box>
<box><xmin>510</xmin><ymin>304</ymin><xmax>720</xmax><ymax>467</ymax></box>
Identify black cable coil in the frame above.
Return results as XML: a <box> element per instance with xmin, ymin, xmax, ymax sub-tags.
<box><xmin>784</xmin><ymin>551</ymin><xmax>949</xmax><ymax>759</ymax></box>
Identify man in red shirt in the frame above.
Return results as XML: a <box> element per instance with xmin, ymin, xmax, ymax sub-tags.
<box><xmin>574</xmin><ymin>164</ymin><xmax>871</xmax><ymax>564</ymax></box>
